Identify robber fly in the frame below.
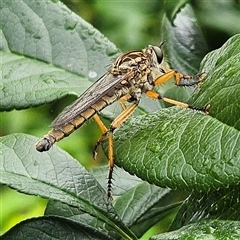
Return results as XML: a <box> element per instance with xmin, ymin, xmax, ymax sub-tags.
<box><xmin>36</xmin><ymin>43</ymin><xmax>209</xmax><ymax>199</ymax></box>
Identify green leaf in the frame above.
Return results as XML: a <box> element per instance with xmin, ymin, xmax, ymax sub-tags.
<box><xmin>163</xmin><ymin>0</ymin><xmax>189</xmax><ymax>21</ymax></box>
<box><xmin>90</xmin><ymin>166</ymin><xmax>144</xmax><ymax>196</ymax></box>
<box><xmin>191</xmin><ymin>34</ymin><xmax>240</xmax><ymax>130</ymax></box>
<box><xmin>113</xmin><ymin>35</ymin><xmax>240</xmax><ymax>193</ymax></box>
<box><xmin>114</xmin><ymin>187</ymin><xmax>183</xmax><ymax>238</ymax></box>
<box><xmin>161</xmin><ymin>4</ymin><xmax>208</xmax><ymax>74</ymax></box>
<box><xmin>45</xmin><ymin>201</ymin><xmax>120</xmax><ymax>240</ymax></box>
<box><xmin>0</xmin><ymin>0</ymin><xmax>119</xmax><ymax>110</ymax></box>
<box><xmin>114</xmin><ymin>184</ymin><xmax>170</xmax><ymax>227</ymax></box>
<box><xmin>0</xmin><ymin>133</ymin><xmax>110</xmax><ymax>213</ymax></box>
<box><xmin>170</xmin><ymin>186</ymin><xmax>240</xmax><ymax>231</ymax></box>
<box><xmin>114</xmin><ymin>108</ymin><xmax>240</xmax><ymax>191</ymax></box>
<box><xmin>0</xmin><ymin>51</ymin><xmax>91</xmax><ymax>110</ymax></box>
<box><xmin>151</xmin><ymin>220</ymin><xmax>240</xmax><ymax>240</ymax></box>
<box><xmin>2</xmin><ymin>216</ymin><xmax>111</xmax><ymax>240</ymax></box>
<box><xmin>0</xmin><ymin>134</ymin><xmax>137</xmax><ymax>240</ymax></box>
<box><xmin>45</xmin><ymin>168</ymin><xmax>182</xmax><ymax>239</ymax></box>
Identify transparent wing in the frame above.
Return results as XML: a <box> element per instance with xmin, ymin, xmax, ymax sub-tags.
<box><xmin>51</xmin><ymin>71</ymin><xmax>133</xmax><ymax>128</ymax></box>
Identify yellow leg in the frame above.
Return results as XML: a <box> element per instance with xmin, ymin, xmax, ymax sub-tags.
<box><xmin>91</xmin><ymin>101</ymin><xmax>138</xmax><ymax>199</ymax></box>
<box><xmin>154</xmin><ymin>70</ymin><xmax>178</xmax><ymax>85</ymax></box>
<box><xmin>107</xmin><ymin>103</ymin><xmax>138</xmax><ymax>199</ymax></box>
<box><xmin>154</xmin><ymin>69</ymin><xmax>205</xmax><ymax>86</ymax></box>
<box><xmin>146</xmin><ymin>90</ymin><xmax>210</xmax><ymax>113</ymax></box>
<box><xmin>92</xmin><ymin>114</ymin><xmax>108</xmax><ymax>160</ymax></box>
<box><xmin>93</xmin><ymin>114</ymin><xmax>108</xmax><ymax>133</ymax></box>
<box><xmin>107</xmin><ymin>131</ymin><xmax>114</xmax><ymax>200</ymax></box>
<box><xmin>93</xmin><ymin>102</ymin><xmax>138</xmax><ymax>199</ymax></box>
<box><xmin>118</xmin><ymin>93</ymin><xmax>132</xmax><ymax>110</ymax></box>
<box><xmin>110</xmin><ymin>103</ymin><xmax>138</xmax><ymax>129</ymax></box>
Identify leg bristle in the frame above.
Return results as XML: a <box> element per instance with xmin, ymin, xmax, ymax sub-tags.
<box><xmin>107</xmin><ymin>166</ymin><xmax>114</xmax><ymax>201</ymax></box>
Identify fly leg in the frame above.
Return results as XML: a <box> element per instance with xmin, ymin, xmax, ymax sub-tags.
<box><xmin>92</xmin><ymin>94</ymin><xmax>132</xmax><ymax>159</ymax></box>
<box><xmin>92</xmin><ymin>114</ymin><xmax>108</xmax><ymax>160</ymax></box>
<box><xmin>93</xmin><ymin>94</ymin><xmax>131</xmax><ymax>159</ymax></box>
<box><xmin>107</xmin><ymin>102</ymin><xmax>138</xmax><ymax>200</ymax></box>
<box><xmin>154</xmin><ymin>69</ymin><xmax>206</xmax><ymax>87</ymax></box>
<box><xmin>146</xmin><ymin>90</ymin><xmax>210</xmax><ymax>113</ymax></box>
<box><xmin>152</xmin><ymin>69</ymin><xmax>209</xmax><ymax>112</ymax></box>
<box><xmin>93</xmin><ymin>102</ymin><xmax>138</xmax><ymax>200</ymax></box>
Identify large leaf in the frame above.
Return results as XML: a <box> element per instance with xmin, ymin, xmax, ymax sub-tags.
<box><xmin>191</xmin><ymin>34</ymin><xmax>240</xmax><ymax>130</ymax></box>
<box><xmin>0</xmin><ymin>134</ymin><xmax>137</xmax><ymax>240</ymax></box>
<box><xmin>161</xmin><ymin>4</ymin><xmax>208</xmax><ymax>74</ymax></box>
<box><xmin>151</xmin><ymin>220</ymin><xmax>240</xmax><ymax>240</ymax></box>
<box><xmin>0</xmin><ymin>51</ymin><xmax>91</xmax><ymax>110</ymax></box>
<box><xmin>170</xmin><ymin>186</ymin><xmax>240</xmax><ymax>231</ymax></box>
<box><xmin>0</xmin><ymin>0</ymin><xmax>119</xmax><ymax>110</ymax></box>
<box><xmin>3</xmin><ymin>216</ymin><xmax>111</xmax><ymax>240</ymax></box>
<box><xmin>45</xmin><ymin>167</ymin><xmax>182</xmax><ymax>239</ymax></box>
<box><xmin>114</xmin><ymin>108</ymin><xmax>240</xmax><ymax>191</ymax></box>
<box><xmin>113</xmin><ymin>35</ymin><xmax>240</xmax><ymax>192</ymax></box>
<box><xmin>163</xmin><ymin>0</ymin><xmax>189</xmax><ymax>21</ymax></box>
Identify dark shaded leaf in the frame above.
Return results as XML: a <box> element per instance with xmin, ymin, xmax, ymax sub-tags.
<box><xmin>115</xmin><ymin>187</ymin><xmax>184</xmax><ymax>238</ymax></box>
<box><xmin>46</xmin><ymin>168</ymin><xmax>183</xmax><ymax>239</ymax></box>
<box><xmin>170</xmin><ymin>186</ymin><xmax>240</xmax><ymax>231</ymax></box>
<box><xmin>163</xmin><ymin>0</ymin><xmax>189</xmax><ymax>21</ymax></box>
<box><xmin>2</xmin><ymin>216</ymin><xmax>111</xmax><ymax>240</ymax></box>
<box><xmin>161</xmin><ymin>4</ymin><xmax>208</xmax><ymax>74</ymax></box>
<box><xmin>45</xmin><ymin>201</ymin><xmax>119</xmax><ymax>240</ymax></box>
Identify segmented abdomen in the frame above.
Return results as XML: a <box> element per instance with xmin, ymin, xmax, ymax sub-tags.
<box><xmin>35</xmin><ymin>92</ymin><xmax>120</xmax><ymax>152</ymax></box>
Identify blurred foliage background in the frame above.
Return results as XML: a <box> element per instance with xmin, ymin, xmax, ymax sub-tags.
<box><xmin>1</xmin><ymin>0</ymin><xmax>240</xmax><ymax>236</ymax></box>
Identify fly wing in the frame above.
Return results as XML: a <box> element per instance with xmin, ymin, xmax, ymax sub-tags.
<box><xmin>51</xmin><ymin>71</ymin><xmax>133</xmax><ymax>128</ymax></box>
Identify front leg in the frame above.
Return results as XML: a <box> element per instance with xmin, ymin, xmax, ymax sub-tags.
<box><xmin>146</xmin><ymin>90</ymin><xmax>210</xmax><ymax>114</ymax></box>
<box><xmin>154</xmin><ymin>69</ymin><xmax>206</xmax><ymax>87</ymax></box>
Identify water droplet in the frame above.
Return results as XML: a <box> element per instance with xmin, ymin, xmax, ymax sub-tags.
<box><xmin>106</xmin><ymin>45</ymin><xmax>119</xmax><ymax>57</ymax></box>
<box><xmin>39</xmin><ymin>74</ymin><xmax>56</xmax><ymax>84</ymax></box>
<box><xmin>147</xmin><ymin>144</ymin><xmax>160</xmax><ymax>153</ymax></box>
<box><xmin>64</xmin><ymin>18</ymin><xmax>77</xmax><ymax>30</ymax></box>
<box><xmin>88</xmin><ymin>29</ymin><xmax>95</xmax><ymax>36</ymax></box>
<box><xmin>80</xmin><ymin>29</ymin><xmax>88</xmax><ymax>40</ymax></box>
<box><xmin>67</xmin><ymin>64</ymin><xmax>74</xmax><ymax>71</ymax></box>
<box><xmin>33</xmin><ymin>160</ymin><xmax>38</xmax><ymax>166</ymax></box>
<box><xmin>202</xmin><ymin>158</ymin><xmax>210</xmax><ymax>167</ymax></box>
<box><xmin>1</xmin><ymin>85</ymin><xmax>8</xmax><ymax>94</ymax></box>
<box><xmin>88</xmin><ymin>70</ymin><xmax>97</xmax><ymax>79</ymax></box>
<box><xmin>33</xmin><ymin>31</ymin><xmax>42</xmax><ymax>39</ymax></box>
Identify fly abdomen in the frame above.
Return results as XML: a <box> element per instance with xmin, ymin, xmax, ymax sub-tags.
<box><xmin>35</xmin><ymin>93</ymin><xmax>119</xmax><ymax>152</ymax></box>
<box><xmin>35</xmin><ymin>132</ymin><xmax>57</xmax><ymax>152</ymax></box>
<box><xmin>36</xmin><ymin>112</ymin><xmax>91</xmax><ymax>152</ymax></box>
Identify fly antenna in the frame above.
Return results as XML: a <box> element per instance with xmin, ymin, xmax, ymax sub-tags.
<box><xmin>159</xmin><ymin>40</ymin><xmax>166</xmax><ymax>48</ymax></box>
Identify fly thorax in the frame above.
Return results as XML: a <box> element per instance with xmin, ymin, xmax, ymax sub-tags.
<box><xmin>143</xmin><ymin>81</ymin><xmax>154</xmax><ymax>92</ymax></box>
<box><xmin>129</xmin><ymin>87</ymin><xmax>142</xmax><ymax>102</ymax></box>
<box><xmin>117</xmin><ymin>59</ymin><xmax>139</xmax><ymax>74</ymax></box>
<box><xmin>147</xmin><ymin>67</ymin><xmax>163</xmax><ymax>84</ymax></box>
<box><xmin>114</xmin><ymin>85</ymin><xmax>130</xmax><ymax>100</ymax></box>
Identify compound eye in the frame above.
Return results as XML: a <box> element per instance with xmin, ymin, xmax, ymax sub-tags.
<box><xmin>152</xmin><ymin>45</ymin><xmax>163</xmax><ymax>64</ymax></box>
